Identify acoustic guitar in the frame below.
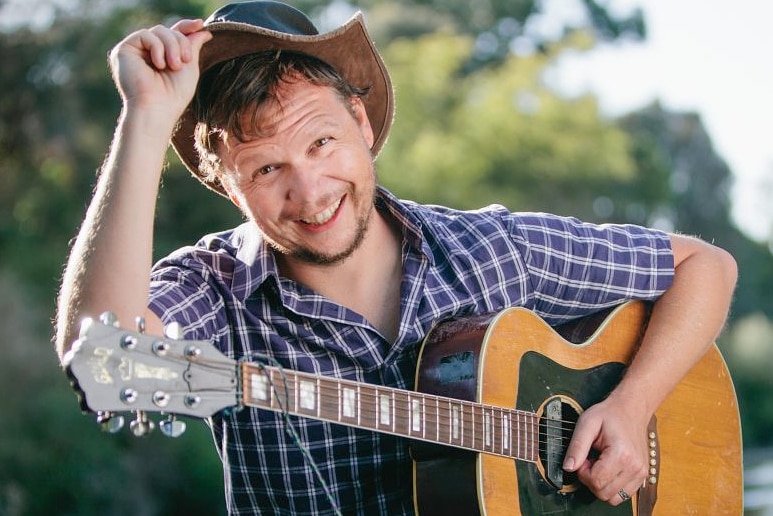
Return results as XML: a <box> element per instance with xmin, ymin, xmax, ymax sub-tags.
<box><xmin>64</xmin><ymin>301</ymin><xmax>742</xmax><ymax>515</ymax></box>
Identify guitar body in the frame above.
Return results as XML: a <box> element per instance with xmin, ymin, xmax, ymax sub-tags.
<box><xmin>413</xmin><ymin>301</ymin><xmax>743</xmax><ymax>515</ymax></box>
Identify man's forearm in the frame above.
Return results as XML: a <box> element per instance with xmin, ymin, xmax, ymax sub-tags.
<box><xmin>55</xmin><ymin>108</ymin><xmax>174</xmax><ymax>358</ymax></box>
<box><xmin>608</xmin><ymin>234</ymin><xmax>737</xmax><ymax>418</ymax></box>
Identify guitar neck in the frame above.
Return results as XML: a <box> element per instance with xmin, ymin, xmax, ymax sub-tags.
<box><xmin>242</xmin><ymin>362</ymin><xmax>538</xmax><ymax>462</ymax></box>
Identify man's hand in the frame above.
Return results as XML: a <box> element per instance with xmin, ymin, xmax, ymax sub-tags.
<box><xmin>562</xmin><ymin>395</ymin><xmax>649</xmax><ymax>506</ymax></box>
<box><xmin>109</xmin><ymin>19</ymin><xmax>212</xmax><ymax>119</ymax></box>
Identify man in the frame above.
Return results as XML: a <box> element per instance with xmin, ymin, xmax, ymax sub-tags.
<box><xmin>55</xmin><ymin>1</ymin><xmax>737</xmax><ymax>514</ymax></box>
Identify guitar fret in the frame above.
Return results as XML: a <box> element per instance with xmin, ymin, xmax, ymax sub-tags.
<box><xmin>357</xmin><ymin>384</ymin><xmax>362</xmax><ymax>426</ymax></box>
<box><xmin>492</xmin><ymin>408</ymin><xmax>498</xmax><ymax>452</ymax></box>
<box><xmin>391</xmin><ymin>390</ymin><xmax>396</xmax><ymax>433</ymax></box>
<box><xmin>432</xmin><ymin>397</ymin><xmax>440</xmax><ymax>442</ymax></box>
<box><xmin>481</xmin><ymin>406</ymin><xmax>489</xmax><ymax>452</ymax></box>
<box><xmin>469</xmin><ymin>404</ymin><xmax>476</xmax><ymax>450</ymax></box>
<box><xmin>480</xmin><ymin>405</ymin><xmax>487</xmax><ymax>451</ymax></box>
<box><xmin>465</xmin><ymin>402</ymin><xmax>473</xmax><ymax>449</ymax></box>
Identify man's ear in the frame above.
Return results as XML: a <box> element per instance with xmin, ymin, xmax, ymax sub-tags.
<box><xmin>350</xmin><ymin>96</ymin><xmax>375</xmax><ymax>149</ymax></box>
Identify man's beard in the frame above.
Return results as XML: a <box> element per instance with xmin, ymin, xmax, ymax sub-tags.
<box><xmin>281</xmin><ymin>206</ymin><xmax>371</xmax><ymax>265</ymax></box>
<box><xmin>266</xmin><ymin>194</ymin><xmax>375</xmax><ymax>266</ymax></box>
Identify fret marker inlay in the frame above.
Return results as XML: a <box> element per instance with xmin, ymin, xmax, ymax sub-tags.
<box><xmin>452</xmin><ymin>405</ymin><xmax>460</xmax><ymax>440</ymax></box>
<box><xmin>411</xmin><ymin>398</ymin><xmax>421</xmax><ymax>432</ymax></box>
<box><xmin>484</xmin><ymin>411</ymin><xmax>492</xmax><ymax>447</ymax></box>
<box><xmin>299</xmin><ymin>380</ymin><xmax>315</xmax><ymax>410</ymax></box>
<box><xmin>342</xmin><ymin>388</ymin><xmax>356</xmax><ymax>418</ymax></box>
<box><xmin>503</xmin><ymin>413</ymin><xmax>511</xmax><ymax>450</ymax></box>
<box><xmin>251</xmin><ymin>373</ymin><xmax>269</xmax><ymax>401</ymax></box>
<box><xmin>379</xmin><ymin>394</ymin><xmax>390</xmax><ymax>425</ymax></box>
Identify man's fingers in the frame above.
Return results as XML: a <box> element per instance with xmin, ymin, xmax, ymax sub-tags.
<box><xmin>187</xmin><ymin>27</ymin><xmax>213</xmax><ymax>60</ymax></box>
<box><xmin>170</xmin><ymin>18</ymin><xmax>206</xmax><ymax>35</ymax></box>
<box><xmin>562</xmin><ymin>416</ymin><xmax>597</xmax><ymax>472</ymax></box>
<box><xmin>169</xmin><ymin>19</ymin><xmax>212</xmax><ymax>64</ymax></box>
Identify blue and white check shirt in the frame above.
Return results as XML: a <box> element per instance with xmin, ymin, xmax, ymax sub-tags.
<box><xmin>149</xmin><ymin>186</ymin><xmax>674</xmax><ymax>515</ymax></box>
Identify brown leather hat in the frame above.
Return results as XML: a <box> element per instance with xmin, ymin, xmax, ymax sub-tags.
<box><xmin>170</xmin><ymin>1</ymin><xmax>394</xmax><ymax>197</ymax></box>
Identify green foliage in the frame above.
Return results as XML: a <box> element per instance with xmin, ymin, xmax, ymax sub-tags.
<box><xmin>324</xmin><ymin>0</ymin><xmax>643</xmax><ymax>66</ymax></box>
<box><xmin>378</xmin><ymin>30</ymin><xmax>635</xmax><ymax>218</ymax></box>
<box><xmin>1</xmin><ymin>0</ymin><xmax>772</xmax><ymax>514</ymax></box>
<box><xmin>0</xmin><ymin>272</ymin><xmax>225</xmax><ymax>515</ymax></box>
<box><xmin>723</xmin><ymin>314</ymin><xmax>773</xmax><ymax>448</ymax></box>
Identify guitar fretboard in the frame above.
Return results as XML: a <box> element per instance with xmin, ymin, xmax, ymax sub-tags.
<box><xmin>242</xmin><ymin>363</ymin><xmax>538</xmax><ymax>462</ymax></box>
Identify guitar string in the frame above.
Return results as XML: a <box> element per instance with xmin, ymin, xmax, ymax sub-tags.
<box><xmin>247</xmin><ymin>364</ymin><xmax>579</xmax><ymax>454</ymax></box>
<box><xmin>296</xmin><ymin>383</ymin><xmax>577</xmax><ymax>449</ymax></box>
<box><xmin>130</xmin><ymin>348</ymin><xmax>578</xmax><ymax>454</ymax></box>
<box><xmin>172</xmin><ymin>353</ymin><xmax>579</xmax><ymax>451</ymax></box>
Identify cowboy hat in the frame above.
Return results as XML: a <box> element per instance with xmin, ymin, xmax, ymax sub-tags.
<box><xmin>171</xmin><ymin>0</ymin><xmax>394</xmax><ymax>197</ymax></box>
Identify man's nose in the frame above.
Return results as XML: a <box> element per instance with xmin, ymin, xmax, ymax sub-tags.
<box><xmin>286</xmin><ymin>160</ymin><xmax>322</xmax><ymax>204</ymax></box>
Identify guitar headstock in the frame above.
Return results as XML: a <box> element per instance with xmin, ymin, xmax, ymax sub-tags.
<box><xmin>63</xmin><ymin>314</ymin><xmax>239</xmax><ymax>436</ymax></box>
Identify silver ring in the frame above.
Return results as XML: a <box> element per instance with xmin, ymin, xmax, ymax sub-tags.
<box><xmin>618</xmin><ymin>488</ymin><xmax>631</xmax><ymax>502</ymax></box>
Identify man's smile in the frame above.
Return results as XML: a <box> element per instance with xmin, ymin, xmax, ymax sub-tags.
<box><xmin>298</xmin><ymin>196</ymin><xmax>344</xmax><ymax>226</ymax></box>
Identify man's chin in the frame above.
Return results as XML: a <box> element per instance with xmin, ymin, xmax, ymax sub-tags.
<box><xmin>283</xmin><ymin>240</ymin><xmax>361</xmax><ymax>267</ymax></box>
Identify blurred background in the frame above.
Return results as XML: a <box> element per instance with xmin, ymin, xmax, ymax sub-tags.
<box><xmin>1</xmin><ymin>0</ymin><xmax>771</xmax><ymax>514</ymax></box>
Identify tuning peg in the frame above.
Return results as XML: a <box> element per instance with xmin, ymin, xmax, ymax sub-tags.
<box><xmin>160</xmin><ymin>415</ymin><xmax>187</xmax><ymax>438</ymax></box>
<box><xmin>96</xmin><ymin>411</ymin><xmax>125</xmax><ymax>433</ymax></box>
<box><xmin>78</xmin><ymin>317</ymin><xmax>95</xmax><ymax>338</ymax></box>
<box><xmin>99</xmin><ymin>311</ymin><xmax>120</xmax><ymax>327</ymax></box>
<box><xmin>135</xmin><ymin>316</ymin><xmax>146</xmax><ymax>334</ymax></box>
<box><xmin>164</xmin><ymin>321</ymin><xmax>183</xmax><ymax>340</ymax></box>
<box><xmin>129</xmin><ymin>411</ymin><xmax>155</xmax><ymax>437</ymax></box>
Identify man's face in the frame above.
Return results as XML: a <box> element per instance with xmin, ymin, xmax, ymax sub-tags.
<box><xmin>218</xmin><ymin>77</ymin><xmax>377</xmax><ymax>266</ymax></box>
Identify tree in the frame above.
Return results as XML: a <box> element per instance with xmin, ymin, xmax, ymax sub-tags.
<box><xmin>378</xmin><ymin>30</ymin><xmax>637</xmax><ymax>217</ymax></box>
<box><xmin>297</xmin><ymin>0</ymin><xmax>644</xmax><ymax>68</ymax></box>
<box><xmin>618</xmin><ymin>103</ymin><xmax>773</xmax><ymax>321</ymax></box>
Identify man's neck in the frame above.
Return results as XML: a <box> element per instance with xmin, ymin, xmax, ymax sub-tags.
<box><xmin>277</xmin><ymin>209</ymin><xmax>403</xmax><ymax>341</ymax></box>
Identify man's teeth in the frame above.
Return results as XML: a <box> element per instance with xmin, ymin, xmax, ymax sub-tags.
<box><xmin>301</xmin><ymin>198</ymin><xmax>342</xmax><ymax>225</ymax></box>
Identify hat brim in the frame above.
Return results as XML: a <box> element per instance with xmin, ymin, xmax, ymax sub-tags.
<box><xmin>171</xmin><ymin>12</ymin><xmax>394</xmax><ymax>197</ymax></box>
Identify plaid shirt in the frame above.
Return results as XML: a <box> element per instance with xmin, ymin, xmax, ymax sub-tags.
<box><xmin>149</xmin><ymin>187</ymin><xmax>673</xmax><ymax>515</ymax></box>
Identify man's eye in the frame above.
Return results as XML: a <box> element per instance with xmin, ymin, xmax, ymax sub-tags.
<box><xmin>314</xmin><ymin>137</ymin><xmax>331</xmax><ymax>148</ymax></box>
<box><xmin>253</xmin><ymin>165</ymin><xmax>276</xmax><ymax>179</ymax></box>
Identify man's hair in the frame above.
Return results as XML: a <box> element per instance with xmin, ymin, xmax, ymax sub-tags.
<box><xmin>192</xmin><ymin>50</ymin><xmax>370</xmax><ymax>181</ymax></box>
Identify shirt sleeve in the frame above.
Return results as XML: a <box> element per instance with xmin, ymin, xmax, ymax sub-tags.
<box><xmin>505</xmin><ymin>211</ymin><xmax>675</xmax><ymax>323</ymax></box>
<box><xmin>147</xmin><ymin>245</ymin><xmax>234</xmax><ymax>344</ymax></box>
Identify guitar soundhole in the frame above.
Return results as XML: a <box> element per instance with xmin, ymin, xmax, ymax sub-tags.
<box><xmin>538</xmin><ymin>395</ymin><xmax>582</xmax><ymax>493</ymax></box>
